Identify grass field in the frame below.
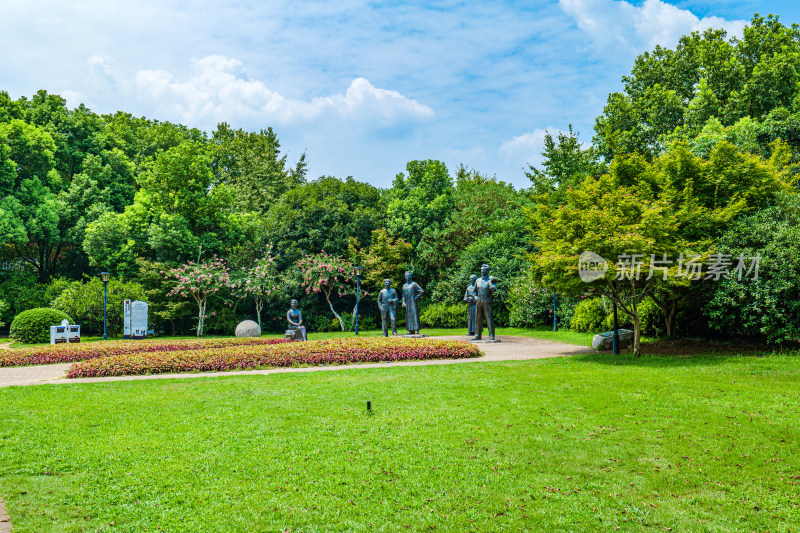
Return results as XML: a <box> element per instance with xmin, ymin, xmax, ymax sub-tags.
<box><xmin>1</xmin><ymin>350</ymin><xmax>798</xmax><ymax>531</ymax></box>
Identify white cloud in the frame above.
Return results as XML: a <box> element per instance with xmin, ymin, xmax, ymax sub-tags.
<box><xmin>60</xmin><ymin>90</ymin><xmax>88</xmax><ymax>109</ymax></box>
<box><xmin>559</xmin><ymin>0</ymin><xmax>746</xmax><ymax>57</ymax></box>
<box><xmin>500</xmin><ymin>128</ymin><xmax>556</xmax><ymax>163</ymax></box>
<box><xmin>135</xmin><ymin>55</ymin><xmax>434</xmax><ymax>129</ymax></box>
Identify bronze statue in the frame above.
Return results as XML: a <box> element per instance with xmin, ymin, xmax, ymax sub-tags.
<box><xmin>286</xmin><ymin>299</ymin><xmax>307</xmax><ymax>341</ymax></box>
<box><xmin>473</xmin><ymin>264</ymin><xmax>497</xmax><ymax>340</ymax></box>
<box><xmin>401</xmin><ymin>271</ymin><xmax>424</xmax><ymax>334</ymax></box>
<box><xmin>377</xmin><ymin>279</ymin><xmax>399</xmax><ymax>337</ymax></box>
<box><xmin>463</xmin><ymin>274</ymin><xmax>478</xmax><ymax>336</ymax></box>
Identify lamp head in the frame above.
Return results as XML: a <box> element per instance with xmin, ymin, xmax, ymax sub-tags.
<box><xmin>100</xmin><ymin>272</ymin><xmax>110</xmax><ymax>283</ymax></box>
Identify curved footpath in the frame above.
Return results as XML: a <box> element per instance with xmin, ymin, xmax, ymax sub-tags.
<box><xmin>0</xmin><ymin>336</ymin><xmax>591</xmax><ymax>388</ymax></box>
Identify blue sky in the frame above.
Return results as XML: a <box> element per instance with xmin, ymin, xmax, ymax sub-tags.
<box><xmin>2</xmin><ymin>0</ymin><xmax>799</xmax><ymax>189</ymax></box>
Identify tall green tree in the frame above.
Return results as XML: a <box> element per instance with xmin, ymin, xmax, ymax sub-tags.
<box><xmin>594</xmin><ymin>15</ymin><xmax>800</xmax><ymax>160</ymax></box>
<box><xmin>211</xmin><ymin>123</ymin><xmax>306</xmax><ymax>214</ymax></box>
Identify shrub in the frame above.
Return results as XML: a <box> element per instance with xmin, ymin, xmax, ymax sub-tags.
<box><xmin>507</xmin><ymin>273</ymin><xmax>554</xmax><ymax>328</ymax></box>
<box><xmin>420</xmin><ymin>302</ymin><xmax>465</xmax><ymax>329</ymax></box>
<box><xmin>704</xmin><ymin>195</ymin><xmax>800</xmax><ymax>342</ymax></box>
<box><xmin>601</xmin><ymin>297</ymin><xmax>664</xmax><ymax>337</ymax></box>
<box><xmin>570</xmin><ymin>298</ymin><xmax>608</xmax><ymax>333</ymax></box>
<box><xmin>0</xmin><ymin>300</ymin><xmax>6</xmax><ymax>329</ymax></box>
<box><xmin>52</xmin><ymin>278</ymin><xmax>146</xmax><ymax>336</ymax></box>
<box><xmin>10</xmin><ymin>308</ymin><xmax>73</xmax><ymax>344</ymax></box>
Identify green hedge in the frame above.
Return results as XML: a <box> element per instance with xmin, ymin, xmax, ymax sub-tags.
<box><xmin>420</xmin><ymin>302</ymin><xmax>466</xmax><ymax>329</ymax></box>
<box><xmin>10</xmin><ymin>308</ymin><xmax>73</xmax><ymax>344</ymax></box>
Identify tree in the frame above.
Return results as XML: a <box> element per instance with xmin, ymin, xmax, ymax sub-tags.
<box><xmin>525</xmin><ymin>127</ymin><xmax>605</xmax><ymax>203</ymax></box>
<box><xmin>348</xmin><ymin>228</ymin><xmax>413</xmax><ymax>291</ymax></box>
<box><xmin>531</xmin><ymin>173</ymin><xmax>681</xmax><ymax>356</ymax></box>
<box><xmin>164</xmin><ymin>253</ymin><xmax>234</xmax><ymax>336</ymax></box>
<box><xmin>297</xmin><ymin>252</ymin><xmax>357</xmax><ymax>331</ymax></box>
<box><xmin>593</xmin><ymin>15</ymin><xmax>800</xmax><ymax>161</ymax></box>
<box><xmin>211</xmin><ymin>123</ymin><xmax>306</xmax><ymax>214</ymax></box>
<box><xmin>234</xmin><ymin>246</ymin><xmax>280</xmax><ymax>330</ymax></box>
<box><xmin>0</xmin><ymin>119</ymin><xmax>64</xmax><ymax>282</ymax></box>
<box><xmin>264</xmin><ymin>176</ymin><xmax>385</xmax><ymax>268</ymax></box>
<box><xmin>84</xmin><ymin>141</ymin><xmax>242</xmax><ymax>271</ymax></box>
<box><xmin>386</xmin><ymin>160</ymin><xmax>453</xmax><ymax>247</ymax></box>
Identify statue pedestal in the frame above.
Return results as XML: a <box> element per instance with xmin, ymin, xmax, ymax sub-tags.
<box><xmin>395</xmin><ymin>334</ymin><xmax>428</xmax><ymax>339</ymax></box>
<box><xmin>470</xmin><ymin>338</ymin><xmax>501</xmax><ymax>344</ymax></box>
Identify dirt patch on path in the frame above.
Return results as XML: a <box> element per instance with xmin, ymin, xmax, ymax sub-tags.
<box><xmin>0</xmin><ymin>495</ymin><xmax>11</xmax><ymax>533</ymax></box>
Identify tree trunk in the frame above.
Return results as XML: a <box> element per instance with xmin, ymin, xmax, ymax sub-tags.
<box><xmin>197</xmin><ymin>301</ymin><xmax>206</xmax><ymax>336</ymax></box>
<box><xmin>632</xmin><ymin>314</ymin><xmax>641</xmax><ymax>357</ymax></box>
<box><xmin>325</xmin><ymin>291</ymin><xmax>344</xmax><ymax>331</ymax></box>
<box><xmin>665</xmin><ymin>300</ymin><xmax>677</xmax><ymax>337</ymax></box>
<box><xmin>255</xmin><ymin>299</ymin><xmax>263</xmax><ymax>330</ymax></box>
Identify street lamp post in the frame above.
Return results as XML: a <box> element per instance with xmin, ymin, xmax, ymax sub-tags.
<box><xmin>612</xmin><ymin>299</ymin><xmax>620</xmax><ymax>355</ymax></box>
<box><xmin>354</xmin><ymin>266</ymin><xmax>363</xmax><ymax>335</ymax></box>
<box><xmin>100</xmin><ymin>272</ymin><xmax>110</xmax><ymax>341</ymax></box>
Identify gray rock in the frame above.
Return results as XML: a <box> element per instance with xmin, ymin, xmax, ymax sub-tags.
<box><xmin>235</xmin><ymin>320</ymin><xmax>261</xmax><ymax>338</ymax></box>
<box><xmin>592</xmin><ymin>329</ymin><xmax>634</xmax><ymax>350</ymax></box>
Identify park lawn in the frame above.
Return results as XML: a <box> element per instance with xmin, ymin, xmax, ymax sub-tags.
<box><xmin>1</xmin><ymin>352</ymin><xmax>799</xmax><ymax>532</ymax></box>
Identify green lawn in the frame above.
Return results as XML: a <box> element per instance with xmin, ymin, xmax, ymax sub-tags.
<box><xmin>1</xmin><ymin>351</ymin><xmax>798</xmax><ymax>531</ymax></box>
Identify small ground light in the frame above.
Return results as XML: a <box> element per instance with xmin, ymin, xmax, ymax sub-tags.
<box><xmin>367</xmin><ymin>401</ymin><xmax>371</xmax><ymax>411</ymax></box>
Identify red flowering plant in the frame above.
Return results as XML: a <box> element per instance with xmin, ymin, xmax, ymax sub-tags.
<box><xmin>163</xmin><ymin>252</ymin><xmax>234</xmax><ymax>336</ymax></box>
<box><xmin>297</xmin><ymin>251</ymin><xmax>364</xmax><ymax>331</ymax></box>
<box><xmin>233</xmin><ymin>245</ymin><xmax>279</xmax><ymax>330</ymax></box>
<box><xmin>66</xmin><ymin>337</ymin><xmax>481</xmax><ymax>378</ymax></box>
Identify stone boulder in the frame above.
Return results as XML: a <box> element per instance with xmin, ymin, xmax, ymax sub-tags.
<box><xmin>235</xmin><ymin>320</ymin><xmax>261</xmax><ymax>338</ymax></box>
<box><xmin>591</xmin><ymin>329</ymin><xmax>634</xmax><ymax>350</ymax></box>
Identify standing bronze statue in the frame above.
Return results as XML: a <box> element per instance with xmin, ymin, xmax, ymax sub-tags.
<box><xmin>473</xmin><ymin>264</ymin><xmax>497</xmax><ymax>341</ymax></box>
<box><xmin>401</xmin><ymin>271</ymin><xmax>424</xmax><ymax>334</ymax></box>
<box><xmin>377</xmin><ymin>279</ymin><xmax>399</xmax><ymax>337</ymax></box>
<box><xmin>463</xmin><ymin>274</ymin><xmax>478</xmax><ymax>336</ymax></box>
<box><xmin>286</xmin><ymin>299</ymin><xmax>308</xmax><ymax>341</ymax></box>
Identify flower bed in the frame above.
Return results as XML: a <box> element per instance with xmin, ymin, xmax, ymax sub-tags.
<box><xmin>66</xmin><ymin>338</ymin><xmax>482</xmax><ymax>378</ymax></box>
<box><xmin>0</xmin><ymin>337</ymin><xmax>291</xmax><ymax>367</ymax></box>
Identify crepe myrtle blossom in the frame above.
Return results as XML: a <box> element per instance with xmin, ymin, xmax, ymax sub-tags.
<box><xmin>297</xmin><ymin>251</ymin><xmax>366</xmax><ymax>331</ymax></box>
<box><xmin>165</xmin><ymin>254</ymin><xmax>234</xmax><ymax>336</ymax></box>
<box><xmin>232</xmin><ymin>245</ymin><xmax>280</xmax><ymax>330</ymax></box>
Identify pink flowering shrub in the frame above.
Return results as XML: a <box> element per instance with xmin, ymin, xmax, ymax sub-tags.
<box><xmin>297</xmin><ymin>252</ymin><xmax>364</xmax><ymax>331</ymax></box>
<box><xmin>233</xmin><ymin>245</ymin><xmax>279</xmax><ymax>329</ymax></box>
<box><xmin>0</xmin><ymin>337</ymin><xmax>289</xmax><ymax>367</ymax></box>
<box><xmin>164</xmin><ymin>252</ymin><xmax>234</xmax><ymax>336</ymax></box>
<box><xmin>507</xmin><ymin>270</ymin><xmax>555</xmax><ymax>328</ymax></box>
<box><xmin>66</xmin><ymin>337</ymin><xmax>481</xmax><ymax>378</ymax></box>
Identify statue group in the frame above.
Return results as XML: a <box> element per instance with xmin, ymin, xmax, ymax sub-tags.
<box><xmin>285</xmin><ymin>264</ymin><xmax>497</xmax><ymax>341</ymax></box>
<box><xmin>378</xmin><ymin>271</ymin><xmax>424</xmax><ymax>336</ymax></box>
<box><xmin>377</xmin><ymin>264</ymin><xmax>497</xmax><ymax>340</ymax></box>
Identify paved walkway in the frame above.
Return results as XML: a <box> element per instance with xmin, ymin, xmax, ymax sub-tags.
<box><xmin>0</xmin><ymin>336</ymin><xmax>591</xmax><ymax>388</ymax></box>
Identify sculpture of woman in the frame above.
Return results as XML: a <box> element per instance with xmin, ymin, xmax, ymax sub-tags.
<box><xmin>401</xmin><ymin>271</ymin><xmax>424</xmax><ymax>334</ymax></box>
<box><xmin>286</xmin><ymin>299</ymin><xmax>307</xmax><ymax>341</ymax></box>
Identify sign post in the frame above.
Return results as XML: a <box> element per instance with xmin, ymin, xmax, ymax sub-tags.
<box><xmin>131</xmin><ymin>300</ymin><xmax>149</xmax><ymax>339</ymax></box>
<box><xmin>123</xmin><ymin>299</ymin><xmax>132</xmax><ymax>339</ymax></box>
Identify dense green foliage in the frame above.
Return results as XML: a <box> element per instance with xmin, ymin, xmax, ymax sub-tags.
<box><xmin>4</xmin><ymin>14</ymin><xmax>800</xmax><ymax>343</ymax></box>
<box><xmin>9</xmin><ymin>307</ymin><xmax>72</xmax><ymax>343</ymax></box>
